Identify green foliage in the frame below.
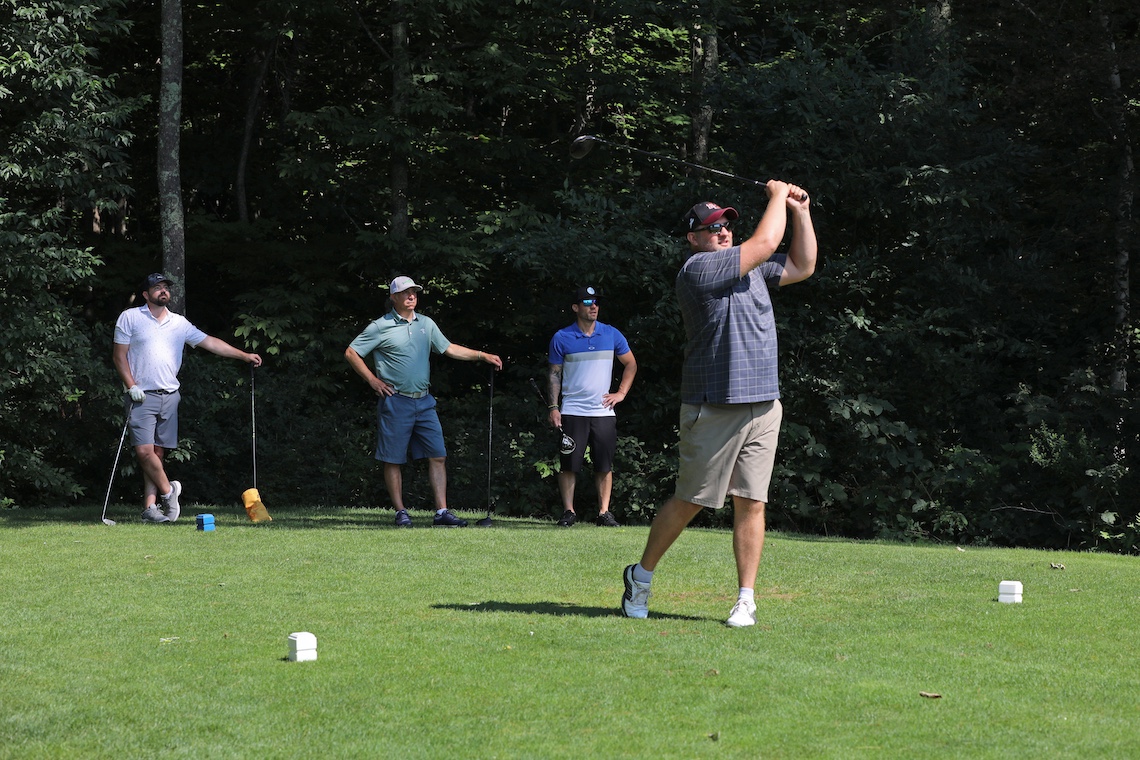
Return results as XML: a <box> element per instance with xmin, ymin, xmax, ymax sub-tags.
<box><xmin>0</xmin><ymin>0</ymin><xmax>143</xmax><ymax>506</ymax></box>
<box><xmin>3</xmin><ymin>0</ymin><xmax>1137</xmax><ymax>554</ymax></box>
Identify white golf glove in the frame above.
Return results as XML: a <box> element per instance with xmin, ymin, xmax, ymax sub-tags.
<box><xmin>128</xmin><ymin>385</ymin><xmax>146</xmax><ymax>402</ymax></box>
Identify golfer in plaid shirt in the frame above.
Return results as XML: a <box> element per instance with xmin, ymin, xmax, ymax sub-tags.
<box><xmin>620</xmin><ymin>181</ymin><xmax>817</xmax><ymax>627</ymax></box>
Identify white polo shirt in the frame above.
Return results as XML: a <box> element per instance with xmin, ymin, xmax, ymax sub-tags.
<box><xmin>114</xmin><ymin>306</ymin><xmax>207</xmax><ymax>392</ymax></box>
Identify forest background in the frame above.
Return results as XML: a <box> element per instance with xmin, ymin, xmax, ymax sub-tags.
<box><xmin>2</xmin><ymin>0</ymin><xmax>1138</xmax><ymax>553</ymax></box>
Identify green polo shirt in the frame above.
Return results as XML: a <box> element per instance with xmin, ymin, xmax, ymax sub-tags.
<box><xmin>349</xmin><ymin>310</ymin><xmax>451</xmax><ymax>394</ymax></box>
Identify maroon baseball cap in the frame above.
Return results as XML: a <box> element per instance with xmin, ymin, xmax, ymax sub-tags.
<box><xmin>682</xmin><ymin>202</ymin><xmax>739</xmax><ymax>232</ymax></box>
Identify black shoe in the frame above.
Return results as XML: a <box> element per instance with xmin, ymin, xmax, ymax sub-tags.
<box><xmin>595</xmin><ymin>511</ymin><xmax>620</xmax><ymax>527</ymax></box>
<box><xmin>557</xmin><ymin>510</ymin><xmax>576</xmax><ymax>527</ymax></box>
<box><xmin>394</xmin><ymin>509</ymin><xmax>412</xmax><ymax>528</ymax></box>
<box><xmin>433</xmin><ymin>510</ymin><xmax>468</xmax><ymax>527</ymax></box>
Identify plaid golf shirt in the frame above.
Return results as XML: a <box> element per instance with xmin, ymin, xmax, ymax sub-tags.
<box><xmin>676</xmin><ymin>247</ymin><xmax>786</xmax><ymax>404</ymax></box>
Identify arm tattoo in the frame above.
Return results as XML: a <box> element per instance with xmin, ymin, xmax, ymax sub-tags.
<box><xmin>548</xmin><ymin>365</ymin><xmax>562</xmax><ymax>407</ymax></box>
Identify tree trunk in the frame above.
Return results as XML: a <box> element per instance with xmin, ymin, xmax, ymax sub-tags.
<box><xmin>690</xmin><ymin>21</ymin><xmax>717</xmax><ymax>167</ymax></box>
<box><xmin>927</xmin><ymin>1</ymin><xmax>951</xmax><ymax>38</ymax></box>
<box><xmin>158</xmin><ymin>0</ymin><xmax>186</xmax><ymax>312</ymax></box>
<box><xmin>390</xmin><ymin>9</ymin><xmax>410</xmax><ymax>243</ymax></box>
<box><xmin>237</xmin><ymin>46</ymin><xmax>273</xmax><ymax>224</ymax></box>
<box><xmin>1099</xmin><ymin>7</ymin><xmax>1133</xmax><ymax>395</ymax></box>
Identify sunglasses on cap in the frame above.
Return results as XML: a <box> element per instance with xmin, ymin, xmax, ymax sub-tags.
<box><xmin>695</xmin><ymin>221</ymin><xmax>732</xmax><ymax>233</ymax></box>
<box><xmin>580</xmin><ymin>299</ymin><xmax>598</xmax><ymax>306</ymax></box>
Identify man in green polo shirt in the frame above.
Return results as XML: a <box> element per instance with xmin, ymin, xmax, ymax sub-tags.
<box><xmin>345</xmin><ymin>276</ymin><xmax>503</xmax><ymax>527</ymax></box>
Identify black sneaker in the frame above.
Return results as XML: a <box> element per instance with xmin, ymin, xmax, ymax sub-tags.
<box><xmin>595</xmin><ymin>511</ymin><xmax>620</xmax><ymax>527</ymax></box>
<box><xmin>557</xmin><ymin>510</ymin><xmax>577</xmax><ymax>527</ymax></box>
<box><xmin>394</xmin><ymin>509</ymin><xmax>412</xmax><ymax>528</ymax></box>
<box><xmin>433</xmin><ymin>510</ymin><xmax>468</xmax><ymax>527</ymax></box>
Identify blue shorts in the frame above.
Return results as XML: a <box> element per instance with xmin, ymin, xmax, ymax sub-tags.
<box><xmin>375</xmin><ymin>393</ymin><xmax>447</xmax><ymax>464</ymax></box>
<box><xmin>126</xmin><ymin>390</ymin><xmax>180</xmax><ymax>449</ymax></box>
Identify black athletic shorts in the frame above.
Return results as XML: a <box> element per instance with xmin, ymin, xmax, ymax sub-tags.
<box><xmin>559</xmin><ymin>415</ymin><xmax>618</xmax><ymax>474</ymax></box>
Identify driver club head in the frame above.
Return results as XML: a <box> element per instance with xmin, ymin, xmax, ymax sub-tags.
<box><xmin>560</xmin><ymin>433</ymin><xmax>576</xmax><ymax>455</ymax></box>
<box><xmin>476</xmin><ymin>516</ymin><xmax>493</xmax><ymax>527</ymax></box>
<box><xmin>569</xmin><ymin>135</ymin><xmax>598</xmax><ymax>159</ymax></box>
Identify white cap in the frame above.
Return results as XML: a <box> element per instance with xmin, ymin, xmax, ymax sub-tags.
<box><xmin>388</xmin><ymin>275</ymin><xmax>422</xmax><ymax>293</ymax></box>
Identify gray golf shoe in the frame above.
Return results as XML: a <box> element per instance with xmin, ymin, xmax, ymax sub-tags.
<box><xmin>141</xmin><ymin>506</ymin><xmax>170</xmax><ymax>523</ymax></box>
<box><xmin>159</xmin><ymin>480</ymin><xmax>182</xmax><ymax>522</ymax></box>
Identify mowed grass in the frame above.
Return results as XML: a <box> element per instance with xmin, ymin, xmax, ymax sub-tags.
<box><xmin>2</xmin><ymin>507</ymin><xmax>1138</xmax><ymax>759</ymax></box>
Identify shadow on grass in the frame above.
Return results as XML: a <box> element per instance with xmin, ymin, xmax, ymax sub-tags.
<box><xmin>0</xmin><ymin>506</ymin><xmax>558</xmax><ymax>531</ymax></box>
<box><xmin>433</xmin><ymin>600</ymin><xmax>706</xmax><ymax>622</ymax></box>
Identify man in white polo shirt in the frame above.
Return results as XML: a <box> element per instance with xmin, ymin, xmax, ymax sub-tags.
<box><xmin>547</xmin><ymin>286</ymin><xmax>637</xmax><ymax>527</ymax></box>
<box><xmin>113</xmin><ymin>273</ymin><xmax>262</xmax><ymax>523</ymax></box>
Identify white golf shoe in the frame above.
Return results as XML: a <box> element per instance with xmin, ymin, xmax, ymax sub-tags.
<box><xmin>725</xmin><ymin>599</ymin><xmax>757</xmax><ymax>628</ymax></box>
<box><xmin>621</xmin><ymin>564</ymin><xmax>650</xmax><ymax>619</ymax></box>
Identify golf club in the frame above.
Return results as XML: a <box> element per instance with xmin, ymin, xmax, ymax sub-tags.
<box><xmin>476</xmin><ymin>367</ymin><xmax>495</xmax><ymax>527</ymax></box>
<box><xmin>529</xmin><ymin>377</ymin><xmax>575</xmax><ymax>455</ymax></box>
<box><xmin>570</xmin><ymin>135</ymin><xmax>770</xmax><ymax>188</ymax></box>
<box><xmin>100</xmin><ymin>408</ymin><xmax>131</xmax><ymax>525</ymax></box>
<box><xmin>241</xmin><ymin>364</ymin><xmax>271</xmax><ymax>522</ymax></box>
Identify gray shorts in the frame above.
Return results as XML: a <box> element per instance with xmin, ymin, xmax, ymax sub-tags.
<box><xmin>127</xmin><ymin>390</ymin><xmax>180</xmax><ymax>449</ymax></box>
<box><xmin>674</xmin><ymin>400</ymin><xmax>782</xmax><ymax>508</ymax></box>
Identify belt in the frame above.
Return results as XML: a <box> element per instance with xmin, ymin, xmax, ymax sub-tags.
<box><xmin>146</xmin><ymin>389</ymin><xmax>175</xmax><ymax>395</ymax></box>
<box><xmin>395</xmin><ymin>390</ymin><xmax>428</xmax><ymax>399</ymax></box>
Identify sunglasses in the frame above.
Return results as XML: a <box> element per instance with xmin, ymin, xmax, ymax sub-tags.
<box><xmin>580</xmin><ymin>299</ymin><xmax>598</xmax><ymax>306</ymax></box>
<box><xmin>696</xmin><ymin>221</ymin><xmax>732</xmax><ymax>233</ymax></box>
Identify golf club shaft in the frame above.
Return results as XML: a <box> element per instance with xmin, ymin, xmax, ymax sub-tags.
<box><xmin>572</xmin><ymin>135</ymin><xmax>767</xmax><ymax>188</ymax></box>
<box><xmin>486</xmin><ymin>367</ymin><xmax>494</xmax><ymax>514</ymax></box>
<box><xmin>102</xmin><ymin>410</ymin><xmax>130</xmax><ymax>522</ymax></box>
<box><xmin>250</xmin><ymin>364</ymin><xmax>257</xmax><ymax>490</ymax></box>
<box><xmin>529</xmin><ymin>377</ymin><xmax>555</xmax><ymax>414</ymax></box>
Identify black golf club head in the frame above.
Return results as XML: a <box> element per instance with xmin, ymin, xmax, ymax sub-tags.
<box><xmin>476</xmin><ymin>515</ymin><xmax>493</xmax><ymax>527</ymax></box>
<box><xmin>527</xmin><ymin>376</ymin><xmax>577</xmax><ymax>454</ymax></box>
<box><xmin>569</xmin><ymin>135</ymin><xmax>598</xmax><ymax>159</ymax></box>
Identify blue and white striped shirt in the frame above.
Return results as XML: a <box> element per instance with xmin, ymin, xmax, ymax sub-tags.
<box><xmin>548</xmin><ymin>322</ymin><xmax>631</xmax><ymax>417</ymax></box>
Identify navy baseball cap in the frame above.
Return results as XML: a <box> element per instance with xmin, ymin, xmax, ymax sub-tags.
<box><xmin>141</xmin><ymin>273</ymin><xmax>174</xmax><ymax>290</ymax></box>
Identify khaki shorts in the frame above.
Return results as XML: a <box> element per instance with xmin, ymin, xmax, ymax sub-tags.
<box><xmin>674</xmin><ymin>400</ymin><xmax>782</xmax><ymax>508</ymax></box>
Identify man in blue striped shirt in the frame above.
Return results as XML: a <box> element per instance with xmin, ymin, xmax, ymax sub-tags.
<box><xmin>547</xmin><ymin>286</ymin><xmax>637</xmax><ymax>527</ymax></box>
<box><xmin>621</xmin><ymin>181</ymin><xmax>817</xmax><ymax>628</ymax></box>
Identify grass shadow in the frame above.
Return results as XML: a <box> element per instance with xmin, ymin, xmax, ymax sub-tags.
<box><xmin>433</xmin><ymin>600</ymin><xmax>706</xmax><ymax>622</ymax></box>
<box><xmin>0</xmin><ymin>507</ymin><xmax>557</xmax><ymax>530</ymax></box>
